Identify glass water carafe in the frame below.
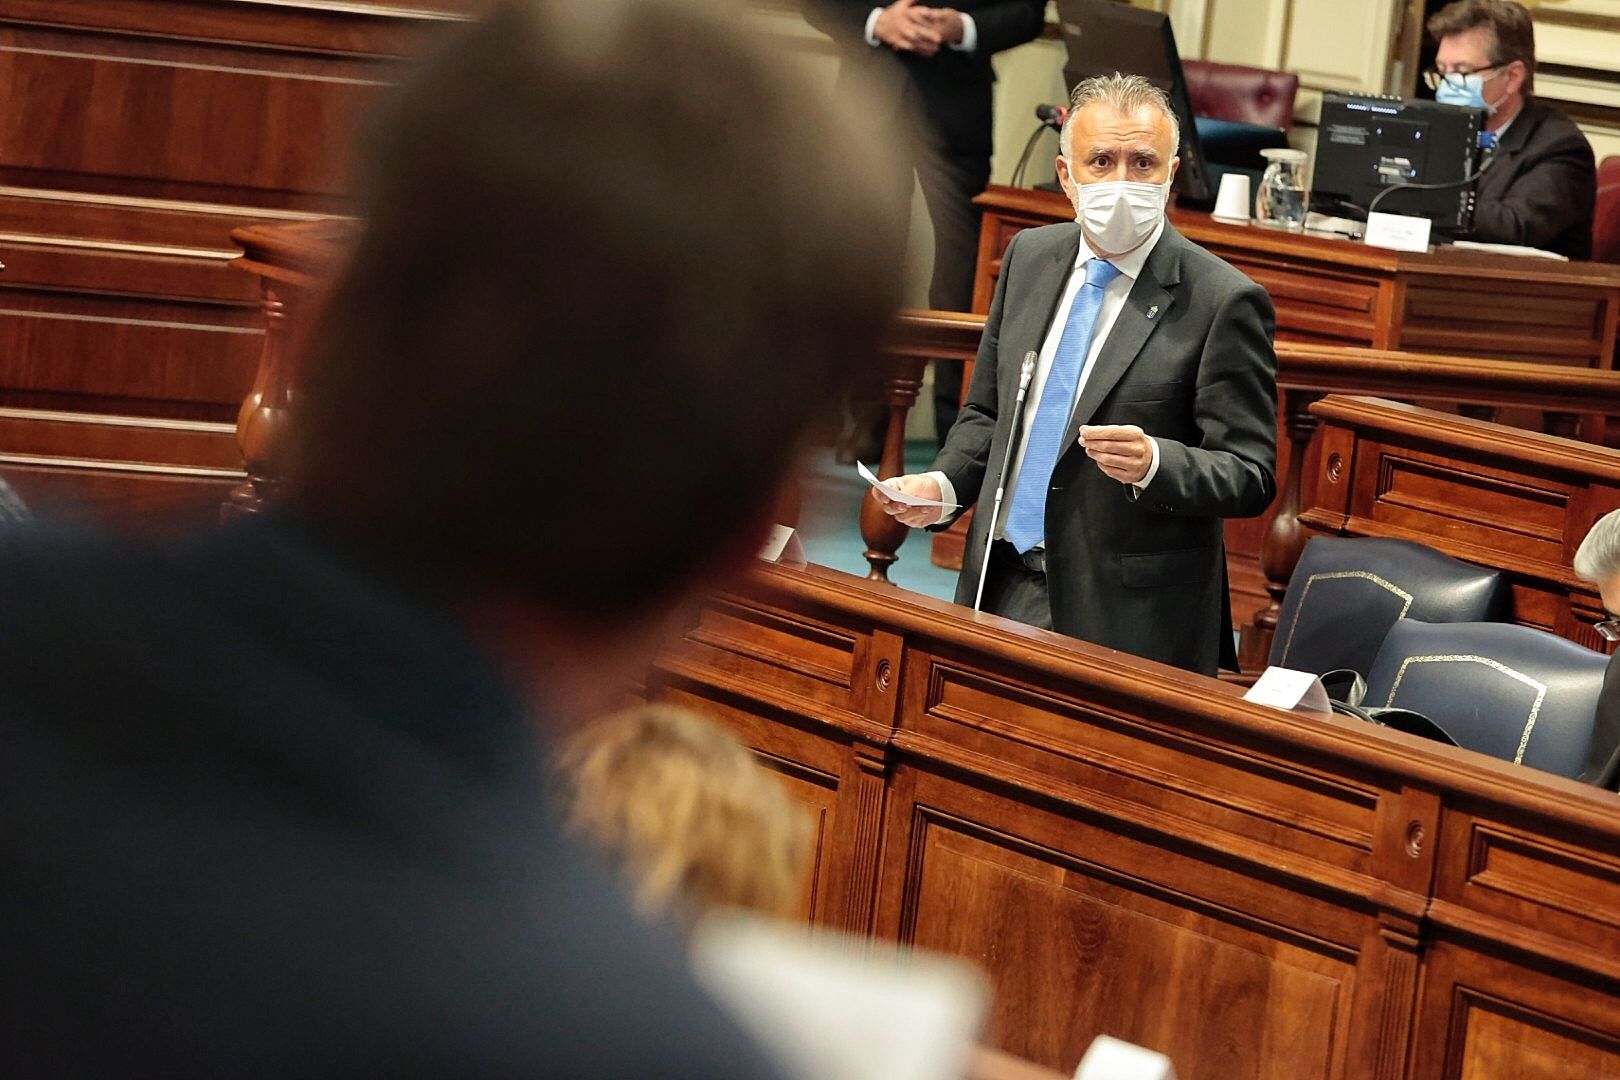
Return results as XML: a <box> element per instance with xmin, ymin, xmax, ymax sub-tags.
<box><xmin>1255</xmin><ymin>148</ymin><xmax>1308</xmax><ymax>231</ymax></box>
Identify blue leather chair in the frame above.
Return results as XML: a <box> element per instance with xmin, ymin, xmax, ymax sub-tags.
<box><xmin>1269</xmin><ymin>537</ymin><xmax>1508</xmax><ymax>679</ymax></box>
<box><xmin>1363</xmin><ymin>620</ymin><xmax>1609</xmax><ymax>779</ymax></box>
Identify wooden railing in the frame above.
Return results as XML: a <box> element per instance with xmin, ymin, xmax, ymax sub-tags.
<box><xmin>866</xmin><ymin>313</ymin><xmax>1620</xmax><ymax>661</ymax></box>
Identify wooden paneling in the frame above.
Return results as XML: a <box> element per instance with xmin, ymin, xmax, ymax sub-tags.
<box><xmin>649</xmin><ymin>554</ymin><xmax>1620</xmax><ymax>1078</ymax></box>
<box><xmin>0</xmin><ymin>1</ymin><xmax>473</xmax><ymax>519</ymax></box>
<box><xmin>0</xmin><ymin>405</ymin><xmax>241</xmax><ymax>529</ymax></box>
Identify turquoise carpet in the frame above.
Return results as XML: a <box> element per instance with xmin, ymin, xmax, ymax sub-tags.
<box><xmin>795</xmin><ymin>443</ymin><xmax>959</xmax><ymax>603</ymax></box>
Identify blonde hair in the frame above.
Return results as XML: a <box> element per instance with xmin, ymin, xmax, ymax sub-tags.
<box><xmin>556</xmin><ymin>704</ymin><xmax>811</xmax><ymax>922</ymax></box>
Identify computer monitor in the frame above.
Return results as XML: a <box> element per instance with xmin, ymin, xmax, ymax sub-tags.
<box><xmin>1055</xmin><ymin>0</ymin><xmax>1213</xmax><ymax>207</ymax></box>
<box><xmin>1311</xmin><ymin>92</ymin><xmax>1484</xmax><ymax>233</ymax></box>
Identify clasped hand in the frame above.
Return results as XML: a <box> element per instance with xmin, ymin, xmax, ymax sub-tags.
<box><xmin>874</xmin><ymin>0</ymin><xmax>965</xmax><ymax>57</ymax></box>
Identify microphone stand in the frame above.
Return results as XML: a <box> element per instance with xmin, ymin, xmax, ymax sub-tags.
<box><xmin>973</xmin><ymin>351</ymin><xmax>1039</xmax><ymax>613</ymax></box>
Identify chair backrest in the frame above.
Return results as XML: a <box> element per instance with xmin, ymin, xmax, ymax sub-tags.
<box><xmin>1182</xmin><ymin>60</ymin><xmax>1299</xmax><ymax>129</ymax></box>
<box><xmin>1363</xmin><ymin>620</ymin><xmax>1608</xmax><ymax>779</ymax></box>
<box><xmin>1593</xmin><ymin>155</ymin><xmax>1620</xmax><ymax>264</ymax></box>
<box><xmin>1269</xmin><ymin>536</ymin><xmax>1507</xmax><ymax>677</ymax></box>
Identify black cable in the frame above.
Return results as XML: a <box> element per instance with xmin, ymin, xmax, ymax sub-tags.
<box><xmin>1010</xmin><ymin>123</ymin><xmax>1052</xmax><ymax>189</ymax></box>
<box><xmin>1365</xmin><ymin>150</ymin><xmax>1496</xmax><ymax>217</ymax></box>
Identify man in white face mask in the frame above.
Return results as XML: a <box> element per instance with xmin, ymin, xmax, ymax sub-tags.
<box><xmin>874</xmin><ymin>72</ymin><xmax>1278</xmax><ymax>676</ymax></box>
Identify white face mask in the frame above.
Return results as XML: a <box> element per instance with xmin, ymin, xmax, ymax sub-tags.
<box><xmin>1069</xmin><ymin>173</ymin><xmax>1170</xmax><ymax>254</ymax></box>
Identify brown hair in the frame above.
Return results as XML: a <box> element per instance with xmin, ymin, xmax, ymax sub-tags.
<box><xmin>1427</xmin><ymin>0</ymin><xmax>1536</xmax><ymax>91</ymax></box>
<box><xmin>285</xmin><ymin>0</ymin><xmax>905</xmax><ymax>619</ymax></box>
<box><xmin>556</xmin><ymin>704</ymin><xmax>811</xmax><ymax>922</ymax></box>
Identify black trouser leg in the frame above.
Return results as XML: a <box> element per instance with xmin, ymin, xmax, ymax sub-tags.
<box><xmin>915</xmin><ymin>145</ymin><xmax>991</xmax><ymax>448</ymax></box>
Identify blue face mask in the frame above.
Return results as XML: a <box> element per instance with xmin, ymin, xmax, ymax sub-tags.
<box><xmin>1434</xmin><ymin>71</ymin><xmax>1503</xmax><ymax>114</ymax></box>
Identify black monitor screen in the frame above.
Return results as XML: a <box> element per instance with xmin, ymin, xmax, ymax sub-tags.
<box><xmin>1055</xmin><ymin>0</ymin><xmax>1212</xmax><ymax>206</ymax></box>
<box><xmin>1311</xmin><ymin>93</ymin><xmax>1483</xmax><ymax>232</ymax></box>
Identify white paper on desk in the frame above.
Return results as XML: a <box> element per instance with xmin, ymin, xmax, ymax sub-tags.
<box><xmin>857</xmin><ymin>461</ymin><xmax>959</xmax><ymax>511</ymax></box>
<box><xmin>692</xmin><ymin>913</ymin><xmax>987</xmax><ymax>1080</ymax></box>
<box><xmin>1450</xmin><ymin>239</ymin><xmax>1569</xmax><ymax>261</ymax></box>
<box><xmin>1244</xmin><ymin>666</ymin><xmax>1333</xmax><ymax>715</ymax></box>
<box><xmin>1363</xmin><ymin>211</ymin><xmax>1432</xmax><ymax>253</ymax></box>
<box><xmin>1075</xmin><ymin>1036</ymin><xmax>1177</xmax><ymax>1080</ymax></box>
<box><xmin>758</xmin><ymin>524</ymin><xmax>806</xmax><ymax>566</ymax></box>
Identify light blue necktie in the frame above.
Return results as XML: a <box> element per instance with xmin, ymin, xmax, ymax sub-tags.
<box><xmin>1003</xmin><ymin>257</ymin><xmax>1120</xmax><ymax>554</ymax></box>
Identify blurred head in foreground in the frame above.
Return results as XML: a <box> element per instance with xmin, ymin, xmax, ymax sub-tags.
<box><xmin>558</xmin><ymin>704</ymin><xmax>811</xmax><ymax>924</ymax></box>
<box><xmin>287</xmin><ymin>0</ymin><xmax>905</xmax><ymax>649</ymax></box>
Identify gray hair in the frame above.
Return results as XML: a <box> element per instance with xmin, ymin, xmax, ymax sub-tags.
<box><xmin>1575</xmin><ymin>508</ymin><xmax>1620</xmax><ymax>584</ymax></box>
<box><xmin>1060</xmin><ymin>72</ymin><xmax>1181</xmax><ymax>162</ymax></box>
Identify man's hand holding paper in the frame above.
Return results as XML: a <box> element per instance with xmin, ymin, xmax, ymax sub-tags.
<box><xmin>861</xmin><ymin>462</ymin><xmax>956</xmax><ymax>528</ymax></box>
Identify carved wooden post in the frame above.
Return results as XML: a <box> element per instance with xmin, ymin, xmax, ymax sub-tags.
<box><xmin>1238</xmin><ymin>387</ymin><xmax>1322</xmax><ymax>669</ymax></box>
<box><xmin>224</xmin><ymin>284</ymin><xmax>292</xmax><ymax>519</ymax></box>
<box><xmin>860</xmin><ymin>355</ymin><xmax>927</xmax><ymax>581</ymax></box>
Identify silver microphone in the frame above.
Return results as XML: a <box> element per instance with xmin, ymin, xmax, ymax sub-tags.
<box><xmin>973</xmin><ymin>350</ymin><xmax>1039</xmax><ymax>613</ymax></box>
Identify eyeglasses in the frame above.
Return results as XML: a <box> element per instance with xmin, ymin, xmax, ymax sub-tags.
<box><xmin>1595</xmin><ymin>617</ymin><xmax>1620</xmax><ymax>643</ymax></box>
<box><xmin>1423</xmin><ymin>66</ymin><xmax>1501</xmax><ymax>92</ymax></box>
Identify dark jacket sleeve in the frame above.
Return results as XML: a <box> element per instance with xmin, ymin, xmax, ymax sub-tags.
<box><xmin>969</xmin><ymin>1</ymin><xmax>1049</xmax><ymax>56</ymax></box>
<box><xmin>1143</xmin><ymin>280</ymin><xmax>1279</xmax><ymax>519</ymax></box>
<box><xmin>929</xmin><ymin>230</ymin><xmax>1021</xmax><ymax>519</ymax></box>
<box><xmin>1471</xmin><ymin>122</ymin><xmax>1597</xmax><ymax>251</ymax></box>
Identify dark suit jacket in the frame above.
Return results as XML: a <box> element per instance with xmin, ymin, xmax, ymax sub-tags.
<box><xmin>934</xmin><ymin>223</ymin><xmax>1278</xmax><ymax>675</ymax></box>
<box><xmin>1471</xmin><ymin>98</ymin><xmax>1596</xmax><ymax>260</ymax></box>
<box><xmin>1583</xmin><ymin>652</ymin><xmax>1620</xmax><ymax>789</ymax></box>
<box><xmin>0</xmin><ymin>518</ymin><xmax>785</xmax><ymax>1078</ymax></box>
<box><xmin>802</xmin><ymin>0</ymin><xmax>1046</xmax><ymax>154</ymax></box>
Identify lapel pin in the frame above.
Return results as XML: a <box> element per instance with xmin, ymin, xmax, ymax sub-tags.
<box><xmin>1146</xmin><ymin>305</ymin><xmax>1160</xmax><ymax>320</ymax></box>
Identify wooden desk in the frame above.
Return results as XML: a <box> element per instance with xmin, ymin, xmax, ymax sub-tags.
<box><xmin>651</xmin><ymin>559</ymin><xmax>1620</xmax><ymax>1079</ymax></box>
<box><xmin>973</xmin><ymin>185</ymin><xmax>1620</xmax><ymax>368</ymax></box>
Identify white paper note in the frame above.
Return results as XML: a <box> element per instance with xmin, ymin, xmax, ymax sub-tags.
<box><xmin>692</xmin><ymin>914</ymin><xmax>987</xmax><ymax>1080</ymax></box>
<box><xmin>1074</xmin><ymin>1036</ymin><xmax>1177</xmax><ymax>1080</ymax></box>
<box><xmin>857</xmin><ymin>461</ymin><xmax>959</xmax><ymax>511</ymax></box>
<box><xmin>757</xmin><ymin>524</ymin><xmax>806</xmax><ymax>566</ymax></box>
<box><xmin>1363</xmin><ymin>211</ymin><xmax>1432</xmax><ymax>253</ymax></box>
<box><xmin>1243</xmin><ymin>666</ymin><xmax>1333</xmax><ymax>715</ymax></box>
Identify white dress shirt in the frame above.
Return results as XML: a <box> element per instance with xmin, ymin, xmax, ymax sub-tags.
<box><xmin>929</xmin><ymin>219</ymin><xmax>1165</xmax><ymax>543</ymax></box>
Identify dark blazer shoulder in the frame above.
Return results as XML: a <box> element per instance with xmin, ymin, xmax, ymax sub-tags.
<box><xmin>1010</xmin><ymin>220</ymin><xmax>1082</xmax><ymax>258</ymax></box>
<box><xmin>1154</xmin><ymin>223</ymin><xmax>1262</xmax><ymax>300</ymax></box>
<box><xmin>1515</xmin><ymin>99</ymin><xmax>1590</xmax><ymax>151</ymax></box>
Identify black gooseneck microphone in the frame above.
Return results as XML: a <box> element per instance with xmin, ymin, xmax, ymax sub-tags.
<box><xmin>1011</xmin><ymin>105</ymin><xmax>1070</xmax><ymax>188</ymax></box>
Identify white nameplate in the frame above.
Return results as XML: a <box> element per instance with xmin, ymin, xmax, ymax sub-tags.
<box><xmin>758</xmin><ymin>524</ymin><xmax>806</xmax><ymax>566</ymax></box>
<box><xmin>1243</xmin><ymin>666</ymin><xmax>1333</xmax><ymax>716</ymax></box>
<box><xmin>1074</xmin><ymin>1035</ymin><xmax>1176</xmax><ymax>1080</ymax></box>
<box><xmin>1363</xmin><ymin>211</ymin><xmax>1432</xmax><ymax>253</ymax></box>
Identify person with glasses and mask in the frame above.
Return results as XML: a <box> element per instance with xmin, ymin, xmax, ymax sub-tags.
<box><xmin>1574</xmin><ymin>509</ymin><xmax>1620</xmax><ymax>788</ymax></box>
<box><xmin>872</xmin><ymin>73</ymin><xmax>1278</xmax><ymax>677</ymax></box>
<box><xmin>1425</xmin><ymin>0</ymin><xmax>1595</xmax><ymax>259</ymax></box>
